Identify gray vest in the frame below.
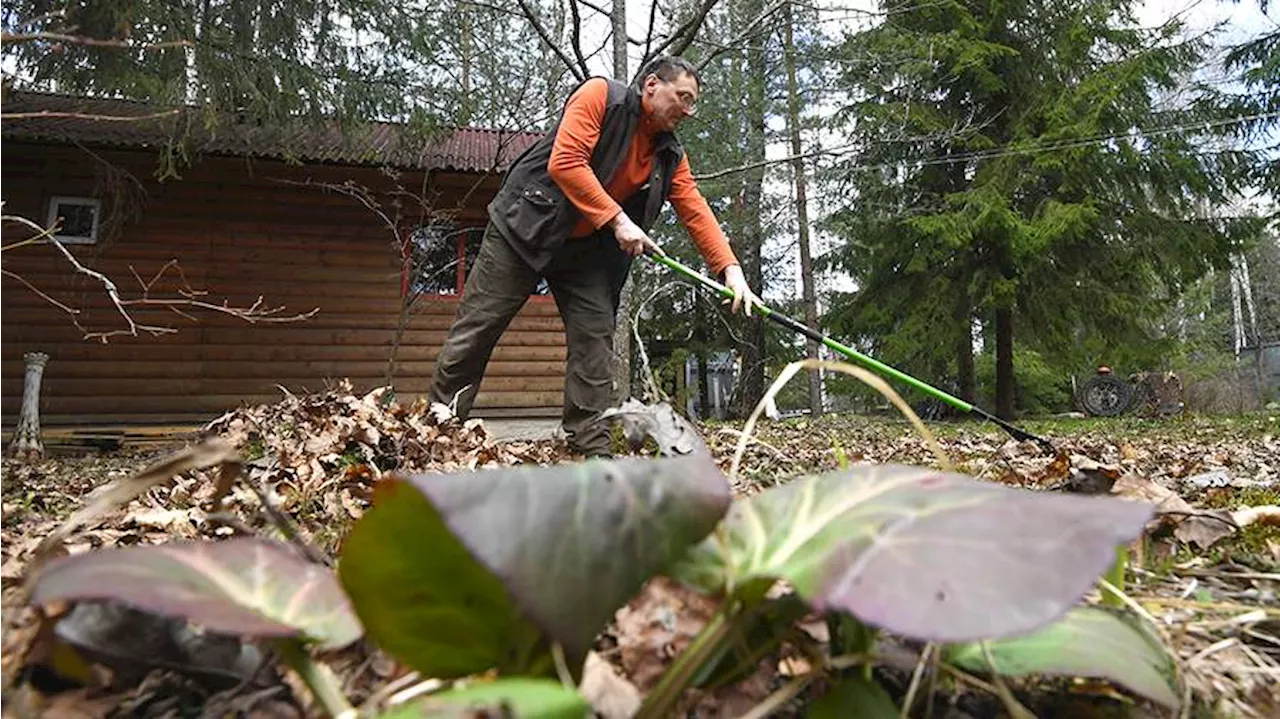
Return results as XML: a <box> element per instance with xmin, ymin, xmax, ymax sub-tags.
<box><xmin>487</xmin><ymin>77</ymin><xmax>687</xmax><ymax>276</ymax></box>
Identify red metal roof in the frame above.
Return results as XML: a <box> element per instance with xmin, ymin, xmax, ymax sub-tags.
<box><xmin>1</xmin><ymin>91</ymin><xmax>543</xmax><ymax>173</ymax></box>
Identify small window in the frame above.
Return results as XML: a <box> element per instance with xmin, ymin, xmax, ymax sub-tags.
<box><xmin>404</xmin><ymin>222</ymin><xmax>552</xmax><ymax>297</ymax></box>
<box><xmin>46</xmin><ymin>196</ymin><xmax>101</xmax><ymax>244</ymax></box>
<box><xmin>408</xmin><ymin>221</ymin><xmax>464</xmax><ymax>295</ymax></box>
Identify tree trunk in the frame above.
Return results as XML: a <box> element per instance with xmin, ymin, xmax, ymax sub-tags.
<box><xmin>955</xmin><ymin>280</ymin><xmax>975</xmax><ymax>403</ymax></box>
<box><xmin>995</xmin><ymin>307</ymin><xmax>1015</xmax><ymax>419</ymax></box>
<box><xmin>458</xmin><ymin>1</ymin><xmax>473</xmax><ymax>126</ymax></box>
<box><xmin>609</xmin><ymin>0</ymin><xmax>633</xmax><ymax>404</ymax></box>
<box><xmin>734</xmin><ymin>0</ymin><xmax>769</xmax><ymax>418</ymax></box>
<box><xmin>612</xmin><ymin>0</ymin><xmax>627</xmax><ymax>81</ymax></box>
<box><xmin>783</xmin><ymin>4</ymin><xmax>822</xmax><ymax>416</ymax></box>
<box><xmin>8</xmin><ymin>352</ymin><xmax>49</xmax><ymax>462</ymax></box>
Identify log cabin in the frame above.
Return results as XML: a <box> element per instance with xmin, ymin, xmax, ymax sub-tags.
<box><xmin>1</xmin><ymin>90</ymin><xmax>564</xmax><ymax>430</ymax></box>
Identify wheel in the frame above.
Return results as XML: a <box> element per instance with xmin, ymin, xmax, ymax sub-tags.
<box><xmin>1079</xmin><ymin>375</ymin><xmax>1134</xmax><ymax>416</ymax></box>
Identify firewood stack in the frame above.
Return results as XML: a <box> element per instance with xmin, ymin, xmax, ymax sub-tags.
<box><xmin>8</xmin><ymin>351</ymin><xmax>49</xmax><ymax>461</ymax></box>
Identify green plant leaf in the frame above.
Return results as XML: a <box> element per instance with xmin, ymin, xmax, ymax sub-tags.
<box><xmin>379</xmin><ymin>678</ymin><xmax>590</xmax><ymax>718</ymax></box>
<box><xmin>807</xmin><ymin>675</ymin><xmax>898</xmax><ymax>718</ymax></box>
<box><xmin>29</xmin><ymin>537</ymin><xmax>361</xmax><ymax>650</ymax></box>
<box><xmin>672</xmin><ymin>464</ymin><xmax>1153</xmax><ymax>643</ymax></box>
<box><xmin>943</xmin><ymin>607</ymin><xmax>1179</xmax><ymax>708</ymax></box>
<box><xmin>338</xmin><ymin>454</ymin><xmax>731</xmax><ymax>677</ymax></box>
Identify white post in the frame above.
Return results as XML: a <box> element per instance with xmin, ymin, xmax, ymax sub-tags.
<box><xmin>8</xmin><ymin>352</ymin><xmax>50</xmax><ymax>461</ymax></box>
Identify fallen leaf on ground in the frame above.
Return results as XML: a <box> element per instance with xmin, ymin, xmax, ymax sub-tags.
<box><xmin>613</xmin><ymin>576</ymin><xmax>721</xmax><ymax>692</ymax></box>
<box><xmin>1231</xmin><ymin>505</ymin><xmax>1280</xmax><ymax>529</ymax></box>
<box><xmin>579</xmin><ymin>651</ymin><xmax>641</xmax><ymax>719</ymax></box>
<box><xmin>1112</xmin><ymin>474</ymin><xmax>1238</xmax><ymax>549</ymax></box>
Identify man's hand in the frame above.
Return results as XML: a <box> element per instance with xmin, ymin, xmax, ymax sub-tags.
<box><xmin>610</xmin><ymin>212</ymin><xmax>659</xmax><ymax>257</ymax></box>
<box><xmin>721</xmin><ymin>264</ymin><xmax>760</xmax><ymax>317</ymax></box>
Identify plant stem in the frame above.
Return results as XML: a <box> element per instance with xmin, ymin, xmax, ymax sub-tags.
<box><xmin>1101</xmin><ymin>544</ymin><xmax>1128</xmax><ymax>608</ymax></box>
<box><xmin>274</xmin><ymin>638</ymin><xmax>357</xmax><ymax>719</ymax></box>
<box><xmin>738</xmin><ymin>675</ymin><xmax>812</xmax><ymax>719</ymax></box>
<box><xmin>634</xmin><ymin>612</ymin><xmax>734</xmax><ymax>719</ymax></box>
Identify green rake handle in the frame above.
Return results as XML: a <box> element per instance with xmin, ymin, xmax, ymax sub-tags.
<box><xmin>643</xmin><ymin>250</ymin><xmax>1055</xmax><ymax>452</ymax></box>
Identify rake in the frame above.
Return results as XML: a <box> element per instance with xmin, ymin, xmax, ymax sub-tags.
<box><xmin>643</xmin><ymin>250</ymin><xmax>1056</xmax><ymax>452</ymax></box>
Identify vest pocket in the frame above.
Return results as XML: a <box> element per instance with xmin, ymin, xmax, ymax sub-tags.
<box><xmin>501</xmin><ymin>181</ymin><xmax>561</xmax><ymax>248</ymax></box>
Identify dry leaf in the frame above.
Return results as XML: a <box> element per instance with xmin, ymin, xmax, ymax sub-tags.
<box><xmin>1113</xmin><ymin>474</ymin><xmax>1239</xmax><ymax>549</ymax></box>
<box><xmin>25</xmin><ymin>439</ymin><xmax>239</xmax><ymax>586</ymax></box>
<box><xmin>1172</xmin><ymin>511</ymin><xmax>1237</xmax><ymax>550</ymax></box>
<box><xmin>1230</xmin><ymin>505</ymin><xmax>1280</xmax><ymax>529</ymax></box>
<box><xmin>128</xmin><ymin>508</ymin><xmax>199</xmax><ymax>531</ymax></box>
<box><xmin>579</xmin><ymin>651</ymin><xmax>642</xmax><ymax>719</ymax></box>
<box><xmin>613</xmin><ymin>576</ymin><xmax>721</xmax><ymax>691</ymax></box>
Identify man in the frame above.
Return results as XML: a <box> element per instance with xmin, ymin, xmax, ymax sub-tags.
<box><xmin>427</xmin><ymin>55</ymin><xmax>759</xmax><ymax>457</ymax></box>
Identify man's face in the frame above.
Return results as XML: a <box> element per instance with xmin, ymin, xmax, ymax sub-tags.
<box><xmin>641</xmin><ymin>71</ymin><xmax>698</xmax><ymax>132</ymax></box>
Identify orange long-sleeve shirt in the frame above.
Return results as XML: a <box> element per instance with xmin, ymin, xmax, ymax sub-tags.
<box><xmin>546</xmin><ymin>77</ymin><xmax>740</xmax><ymax>277</ymax></box>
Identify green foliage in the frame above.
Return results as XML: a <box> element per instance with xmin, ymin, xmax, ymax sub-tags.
<box><xmin>338</xmin><ymin>453</ymin><xmax>731</xmax><ymax>677</ymax></box>
<box><xmin>974</xmin><ymin>349</ymin><xmax>1072</xmax><ymax>414</ymax></box>
<box><xmin>818</xmin><ymin>0</ymin><xmax>1267</xmax><ymax>414</ymax></box>
<box><xmin>944</xmin><ymin>607</ymin><xmax>1179</xmax><ymax>708</ymax></box>
<box><xmin>0</xmin><ymin>0</ymin><xmax>579</xmax><ymax>177</ymax></box>
<box><xmin>808</xmin><ymin>675</ymin><xmax>898</xmax><ymax>718</ymax></box>
<box><xmin>378</xmin><ymin>678</ymin><xmax>590</xmax><ymax>718</ymax></box>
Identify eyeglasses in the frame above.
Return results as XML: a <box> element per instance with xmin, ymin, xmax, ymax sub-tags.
<box><xmin>674</xmin><ymin>89</ymin><xmax>698</xmax><ymax>113</ymax></box>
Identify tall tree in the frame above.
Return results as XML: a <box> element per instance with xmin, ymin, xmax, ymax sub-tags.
<box><xmin>782</xmin><ymin>0</ymin><xmax>822</xmax><ymax>415</ymax></box>
<box><xmin>610</xmin><ymin>0</ymin><xmax>633</xmax><ymax>403</ymax></box>
<box><xmin>1</xmin><ymin>0</ymin><xmax>468</xmax><ymax>177</ymax></box>
<box><xmin>732</xmin><ymin>0</ymin><xmax>770</xmax><ymax>416</ymax></box>
<box><xmin>823</xmin><ymin>0</ymin><xmax>1262</xmax><ymax>417</ymax></box>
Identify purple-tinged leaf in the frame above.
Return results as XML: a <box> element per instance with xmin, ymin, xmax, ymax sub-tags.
<box><xmin>338</xmin><ymin>454</ymin><xmax>731</xmax><ymax>677</ymax></box>
<box><xmin>672</xmin><ymin>464</ymin><xmax>1153</xmax><ymax>643</ymax></box>
<box><xmin>30</xmin><ymin>537</ymin><xmax>361</xmax><ymax>650</ymax></box>
<box><xmin>944</xmin><ymin>607</ymin><xmax>1179</xmax><ymax>709</ymax></box>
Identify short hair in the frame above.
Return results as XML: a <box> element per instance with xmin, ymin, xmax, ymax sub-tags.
<box><xmin>635</xmin><ymin>55</ymin><xmax>701</xmax><ymax>90</ymax></box>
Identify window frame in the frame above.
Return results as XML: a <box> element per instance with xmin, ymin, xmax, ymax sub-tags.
<box><xmin>45</xmin><ymin>195</ymin><xmax>102</xmax><ymax>245</ymax></box>
<box><xmin>398</xmin><ymin>221</ymin><xmax>554</xmax><ymax>301</ymax></box>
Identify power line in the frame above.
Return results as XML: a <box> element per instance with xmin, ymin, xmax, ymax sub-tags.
<box><xmin>821</xmin><ymin>110</ymin><xmax>1280</xmax><ymax>176</ymax></box>
<box><xmin>694</xmin><ymin>110</ymin><xmax>1279</xmax><ymax>182</ymax></box>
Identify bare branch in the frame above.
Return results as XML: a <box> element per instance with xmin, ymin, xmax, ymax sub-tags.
<box><xmin>574</xmin><ymin>0</ymin><xmax>613</xmax><ymax>18</ymax></box>
<box><xmin>642</xmin><ymin>1</ymin><xmax>660</xmax><ymax>65</ymax></box>
<box><xmin>0</xmin><ymin>109</ymin><xmax>181</xmax><ymax>122</ymax></box>
<box><xmin>1</xmin><ymin>213</ymin><xmax>318</xmax><ymax>342</ymax></box>
<box><xmin>643</xmin><ymin>0</ymin><xmax>720</xmax><ymax>65</ymax></box>
<box><xmin>457</xmin><ymin>0</ymin><xmax>525</xmax><ymax>17</ymax></box>
<box><xmin>1</xmin><ymin>31</ymin><xmax>193</xmax><ymax>51</ymax></box>
<box><xmin>515</xmin><ymin>0</ymin><xmax>586</xmax><ymax>81</ymax></box>
<box><xmin>694</xmin><ymin>0</ymin><xmax>789</xmax><ymax>73</ymax></box>
<box><xmin>693</xmin><ymin>109</ymin><xmax>999</xmax><ymax>182</ymax></box>
<box><xmin>0</xmin><ymin>268</ymin><xmax>80</xmax><ymax>316</ymax></box>
<box><xmin>568</xmin><ymin>0</ymin><xmax>592</xmax><ymax>80</ymax></box>
<box><xmin>13</xmin><ymin>9</ymin><xmax>67</xmax><ymax>31</ymax></box>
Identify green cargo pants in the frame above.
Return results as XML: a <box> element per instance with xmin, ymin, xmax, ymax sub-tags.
<box><xmin>427</xmin><ymin>222</ymin><xmax>629</xmax><ymax>456</ymax></box>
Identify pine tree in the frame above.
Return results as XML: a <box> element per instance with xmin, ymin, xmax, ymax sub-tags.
<box><xmin>822</xmin><ymin>0</ymin><xmax>1263</xmax><ymax>417</ymax></box>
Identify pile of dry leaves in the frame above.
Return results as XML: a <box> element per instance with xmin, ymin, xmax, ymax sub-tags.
<box><xmin>197</xmin><ymin>379</ymin><xmax>571</xmax><ymax>553</ymax></box>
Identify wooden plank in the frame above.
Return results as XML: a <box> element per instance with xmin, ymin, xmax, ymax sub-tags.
<box><xmin>195</xmin><ymin>327</ymin><xmax>566</xmax><ymax>346</ymax></box>
<box><xmin>0</xmin><ymin>307</ymin><xmax>566</xmax><ymax>332</ymax></box>
<box><xmin>0</xmin><ymin>404</ymin><xmax>560</xmax><ymax>429</ymax></box>
<box><xmin>33</xmin><ymin>375</ymin><xmax>565</xmax><ymax>396</ymax></box>
<box><xmin>0</xmin><ymin>343</ymin><xmax>567</xmax><ymax>363</ymax></box>
<box><xmin>1</xmin><ymin>359</ymin><xmax>566</xmax><ymax>381</ymax></box>
<box><xmin>0</xmin><ymin>389</ymin><xmax>564</xmax><ymax>415</ymax></box>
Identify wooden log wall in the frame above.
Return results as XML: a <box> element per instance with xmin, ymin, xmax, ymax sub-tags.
<box><xmin>1</xmin><ymin>143</ymin><xmax>566</xmax><ymax>425</ymax></box>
